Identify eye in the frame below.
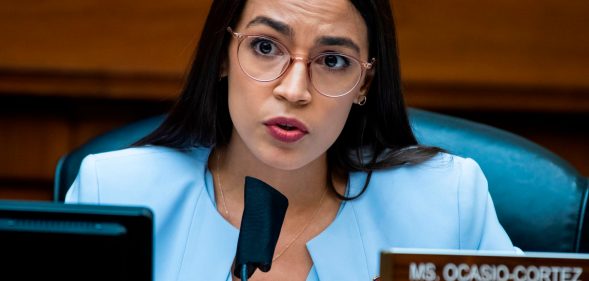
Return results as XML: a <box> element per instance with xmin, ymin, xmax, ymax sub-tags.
<box><xmin>319</xmin><ymin>54</ymin><xmax>350</xmax><ymax>70</ymax></box>
<box><xmin>250</xmin><ymin>37</ymin><xmax>283</xmax><ymax>56</ymax></box>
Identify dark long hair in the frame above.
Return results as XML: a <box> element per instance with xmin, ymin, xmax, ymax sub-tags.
<box><xmin>135</xmin><ymin>0</ymin><xmax>442</xmax><ymax>200</ymax></box>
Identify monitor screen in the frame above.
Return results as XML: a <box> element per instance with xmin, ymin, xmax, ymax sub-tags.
<box><xmin>0</xmin><ymin>200</ymin><xmax>153</xmax><ymax>281</ymax></box>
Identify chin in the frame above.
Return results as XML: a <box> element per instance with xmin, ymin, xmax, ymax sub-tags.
<box><xmin>254</xmin><ymin>144</ymin><xmax>323</xmax><ymax>172</ymax></box>
<box><xmin>258</xmin><ymin>152</ymin><xmax>310</xmax><ymax>171</ymax></box>
<box><xmin>233</xmin><ymin>128</ymin><xmax>327</xmax><ymax>172</ymax></box>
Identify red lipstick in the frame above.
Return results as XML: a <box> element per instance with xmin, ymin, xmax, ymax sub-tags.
<box><xmin>263</xmin><ymin>117</ymin><xmax>309</xmax><ymax>143</ymax></box>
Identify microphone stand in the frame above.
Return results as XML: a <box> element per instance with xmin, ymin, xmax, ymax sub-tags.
<box><xmin>241</xmin><ymin>264</ymin><xmax>248</xmax><ymax>281</ymax></box>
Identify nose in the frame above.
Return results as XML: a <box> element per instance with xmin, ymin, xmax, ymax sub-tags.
<box><xmin>272</xmin><ymin>58</ymin><xmax>312</xmax><ymax>105</ymax></box>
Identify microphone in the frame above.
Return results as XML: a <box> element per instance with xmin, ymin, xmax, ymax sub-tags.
<box><xmin>233</xmin><ymin>176</ymin><xmax>289</xmax><ymax>280</ymax></box>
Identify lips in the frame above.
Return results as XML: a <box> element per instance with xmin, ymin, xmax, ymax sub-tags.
<box><xmin>263</xmin><ymin>117</ymin><xmax>309</xmax><ymax>143</ymax></box>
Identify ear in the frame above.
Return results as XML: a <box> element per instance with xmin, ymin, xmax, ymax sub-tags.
<box><xmin>358</xmin><ymin>68</ymin><xmax>375</xmax><ymax>97</ymax></box>
<box><xmin>219</xmin><ymin>57</ymin><xmax>228</xmax><ymax>79</ymax></box>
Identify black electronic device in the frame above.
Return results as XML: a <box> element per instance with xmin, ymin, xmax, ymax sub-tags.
<box><xmin>0</xmin><ymin>200</ymin><xmax>153</xmax><ymax>281</ymax></box>
<box><xmin>233</xmin><ymin>176</ymin><xmax>289</xmax><ymax>280</ymax></box>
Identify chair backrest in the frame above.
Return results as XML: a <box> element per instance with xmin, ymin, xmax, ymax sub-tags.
<box><xmin>54</xmin><ymin>109</ymin><xmax>589</xmax><ymax>252</ymax></box>
<box><xmin>409</xmin><ymin>109</ymin><xmax>588</xmax><ymax>253</ymax></box>
<box><xmin>53</xmin><ymin>115</ymin><xmax>165</xmax><ymax>202</ymax></box>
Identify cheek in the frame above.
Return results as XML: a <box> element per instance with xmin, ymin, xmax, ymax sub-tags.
<box><xmin>227</xmin><ymin>76</ymin><xmax>256</xmax><ymax>131</ymax></box>
<box><xmin>226</xmin><ymin>57</ymin><xmax>260</xmax><ymax>123</ymax></box>
<box><xmin>226</xmin><ymin>48</ymin><xmax>248</xmax><ymax>113</ymax></box>
<box><xmin>226</xmin><ymin>67</ymin><xmax>274</xmax><ymax>142</ymax></box>
<box><xmin>314</xmin><ymin>100</ymin><xmax>355</xmax><ymax>146</ymax></box>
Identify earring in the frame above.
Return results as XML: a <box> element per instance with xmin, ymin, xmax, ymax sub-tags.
<box><xmin>356</xmin><ymin>95</ymin><xmax>367</xmax><ymax>106</ymax></box>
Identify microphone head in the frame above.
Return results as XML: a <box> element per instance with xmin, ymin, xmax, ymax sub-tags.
<box><xmin>233</xmin><ymin>176</ymin><xmax>289</xmax><ymax>279</ymax></box>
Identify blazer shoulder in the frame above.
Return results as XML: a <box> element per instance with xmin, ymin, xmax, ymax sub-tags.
<box><xmin>89</xmin><ymin>145</ymin><xmax>209</xmax><ymax>163</ymax></box>
<box><xmin>364</xmin><ymin>153</ymin><xmax>484</xmax><ymax>196</ymax></box>
<box><xmin>352</xmin><ymin>152</ymin><xmax>488</xmax><ymax>235</ymax></box>
<box><xmin>84</xmin><ymin>145</ymin><xmax>210</xmax><ymax>175</ymax></box>
<box><xmin>357</xmin><ymin>153</ymin><xmax>512</xmax><ymax>250</ymax></box>
<box><xmin>66</xmin><ymin>146</ymin><xmax>212</xmax><ymax>204</ymax></box>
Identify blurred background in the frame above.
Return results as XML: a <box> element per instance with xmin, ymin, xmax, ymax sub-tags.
<box><xmin>0</xmin><ymin>0</ymin><xmax>587</xmax><ymax>201</ymax></box>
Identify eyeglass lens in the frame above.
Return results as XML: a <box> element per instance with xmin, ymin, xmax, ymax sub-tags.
<box><xmin>237</xmin><ymin>35</ymin><xmax>363</xmax><ymax>97</ymax></box>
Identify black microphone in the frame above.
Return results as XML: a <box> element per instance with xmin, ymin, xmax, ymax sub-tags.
<box><xmin>233</xmin><ymin>176</ymin><xmax>289</xmax><ymax>280</ymax></box>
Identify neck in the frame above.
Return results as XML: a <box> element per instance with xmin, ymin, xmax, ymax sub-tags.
<box><xmin>213</xmin><ymin>143</ymin><xmax>329</xmax><ymax>207</ymax></box>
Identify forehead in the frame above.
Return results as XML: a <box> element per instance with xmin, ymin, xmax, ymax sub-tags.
<box><xmin>236</xmin><ymin>0</ymin><xmax>368</xmax><ymax>53</ymax></box>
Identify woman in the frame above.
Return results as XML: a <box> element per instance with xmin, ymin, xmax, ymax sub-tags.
<box><xmin>66</xmin><ymin>0</ymin><xmax>515</xmax><ymax>280</ymax></box>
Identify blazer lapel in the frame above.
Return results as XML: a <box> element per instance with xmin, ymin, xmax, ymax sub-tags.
<box><xmin>176</xmin><ymin>188</ymin><xmax>239</xmax><ymax>281</ymax></box>
<box><xmin>176</xmin><ymin>150</ymin><xmax>240</xmax><ymax>281</ymax></box>
<box><xmin>306</xmin><ymin>172</ymin><xmax>371</xmax><ymax>280</ymax></box>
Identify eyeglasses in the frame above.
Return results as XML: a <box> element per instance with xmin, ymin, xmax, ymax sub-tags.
<box><xmin>227</xmin><ymin>27</ymin><xmax>375</xmax><ymax>98</ymax></box>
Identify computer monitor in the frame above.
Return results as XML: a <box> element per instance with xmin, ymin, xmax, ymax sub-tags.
<box><xmin>0</xmin><ymin>200</ymin><xmax>153</xmax><ymax>281</ymax></box>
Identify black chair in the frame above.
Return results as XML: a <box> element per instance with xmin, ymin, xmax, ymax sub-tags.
<box><xmin>53</xmin><ymin>115</ymin><xmax>165</xmax><ymax>203</ymax></box>
<box><xmin>54</xmin><ymin>109</ymin><xmax>589</xmax><ymax>253</ymax></box>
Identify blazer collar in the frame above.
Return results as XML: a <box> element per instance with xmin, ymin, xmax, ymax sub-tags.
<box><xmin>306</xmin><ymin>171</ymin><xmax>373</xmax><ymax>280</ymax></box>
<box><xmin>177</xmin><ymin>198</ymin><xmax>238</xmax><ymax>281</ymax></box>
<box><xmin>176</xmin><ymin>147</ymin><xmax>239</xmax><ymax>281</ymax></box>
<box><xmin>180</xmin><ymin>148</ymin><xmax>373</xmax><ymax>280</ymax></box>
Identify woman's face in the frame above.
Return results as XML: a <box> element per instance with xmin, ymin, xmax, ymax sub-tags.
<box><xmin>226</xmin><ymin>0</ymin><xmax>370</xmax><ymax>171</ymax></box>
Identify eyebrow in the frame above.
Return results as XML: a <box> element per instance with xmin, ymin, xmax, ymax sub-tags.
<box><xmin>316</xmin><ymin>36</ymin><xmax>361</xmax><ymax>54</ymax></box>
<box><xmin>246</xmin><ymin>16</ymin><xmax>294</xmax><ymax>37</ymax></box>
<box><xmin>245</xmin><ymin>16</ymin><xmax>361</xmax><ymax>54</ymax></box>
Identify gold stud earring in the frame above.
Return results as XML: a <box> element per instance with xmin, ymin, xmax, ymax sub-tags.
<box><xmin>357</xmin><ymin>95</ymin><xmax>367</xmax><ymax>106</ymax></box>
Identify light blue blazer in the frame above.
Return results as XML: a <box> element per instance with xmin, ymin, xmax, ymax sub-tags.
<box><xmin>66</xmin><ymin>146</ymin><xmax>515</xmax><ymax>281</ymax></box>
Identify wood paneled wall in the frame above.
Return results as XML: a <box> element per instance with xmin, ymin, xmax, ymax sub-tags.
<box><xmin>0</xmin><ymin>0</ymin><xmax>587</xmax><ymax>201</ymax></box>
<box><xmin>394</xmin><ymin>0</ymin><xmax>589</xmax><ymax>112</ymax></box>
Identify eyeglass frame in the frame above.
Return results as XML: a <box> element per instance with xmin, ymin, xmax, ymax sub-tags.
<box><xmin>226</xmin><ymin>27</ymin><xmax>376</xmax><ymax>98</ymax></box>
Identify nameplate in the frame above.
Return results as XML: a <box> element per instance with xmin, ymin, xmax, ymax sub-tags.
<box><xmin>379</xmin><ymin>248</ymin><xmax>589</xmax><ymax>281</ymax></box>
